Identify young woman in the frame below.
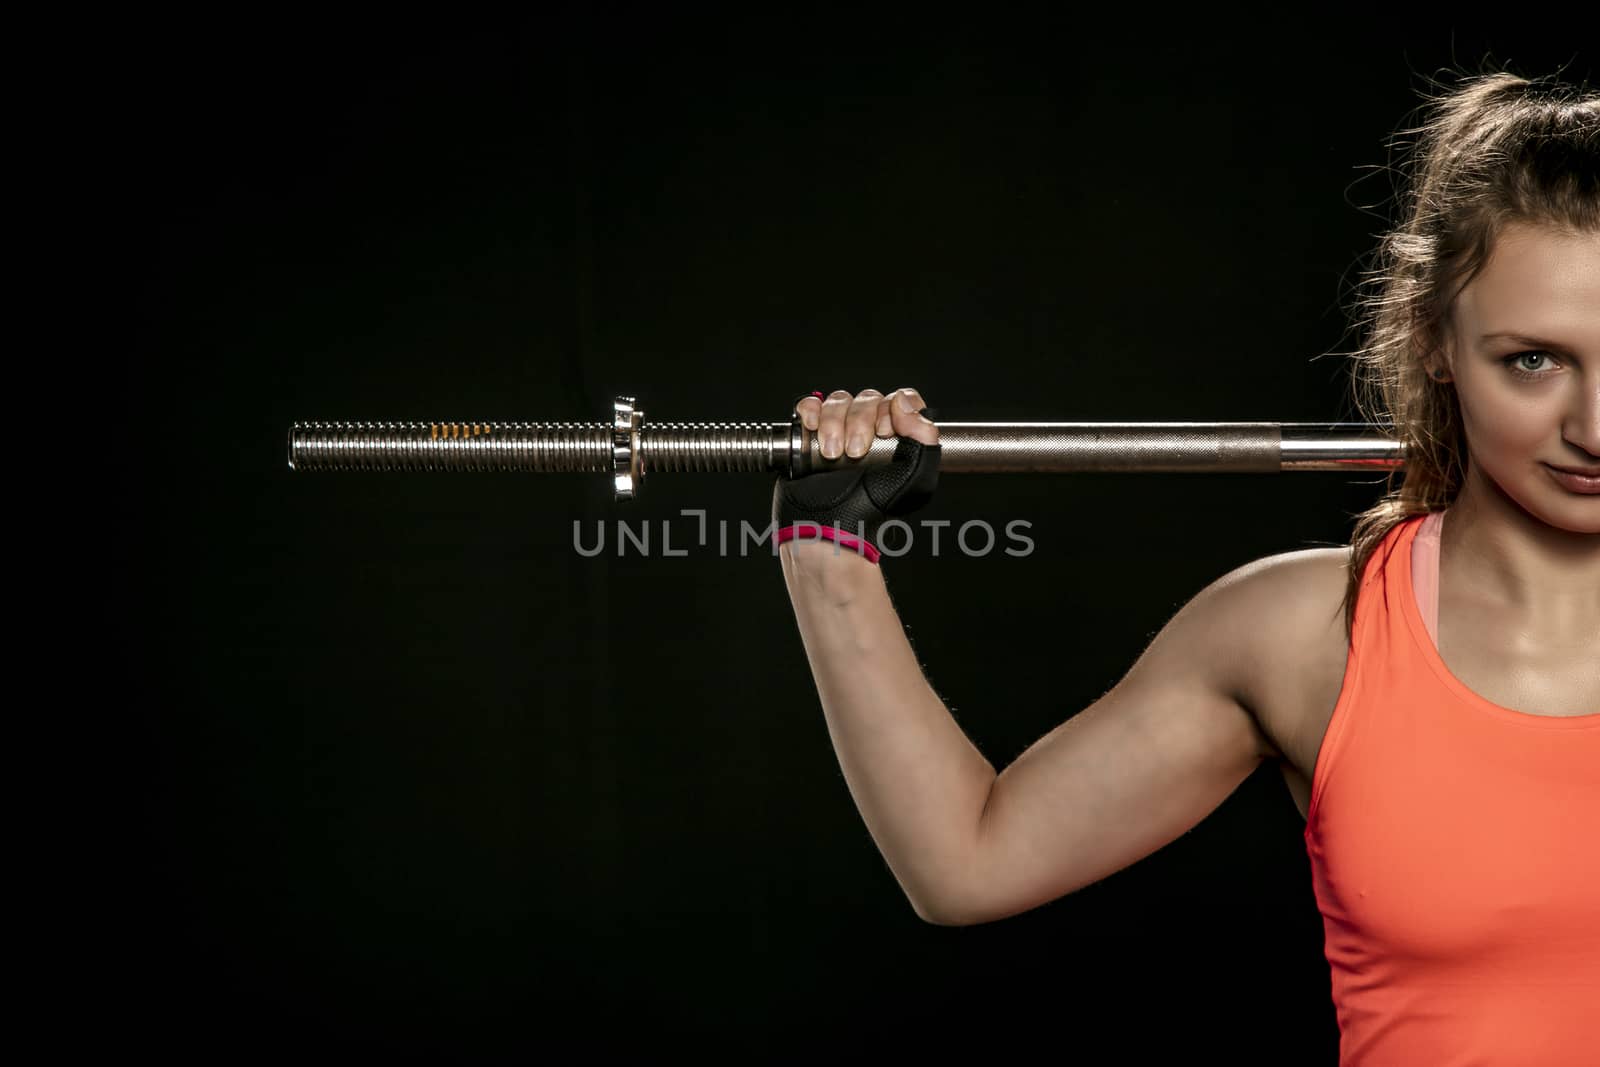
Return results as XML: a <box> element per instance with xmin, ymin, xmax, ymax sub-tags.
<box><xmin>773</xmin><ymin>69</ymin><xmax>1598</xmax><ymax>1063</ymax></box>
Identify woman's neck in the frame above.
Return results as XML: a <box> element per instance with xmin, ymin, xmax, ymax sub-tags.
<box><xmin>1442</xmin><ymin>466</ymin><xmax>1600</xmax><ymax>629</ymax></box>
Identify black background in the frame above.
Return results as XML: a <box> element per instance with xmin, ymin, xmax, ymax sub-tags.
<box><xmin>119</xmin><ymin>11</ymin><xmax>1591</xmax><ymax>1060</ymax></box>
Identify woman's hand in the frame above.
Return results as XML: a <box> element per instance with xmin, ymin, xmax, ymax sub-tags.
<box><xmin>794</xmin><ymin>388</ymin><xmax>940</xmax><ymax>459</ymax></box>
<box><xmin>773</xmin><ymin>387</ymin><xmax>941</xmax><ymax>566</ymax></box>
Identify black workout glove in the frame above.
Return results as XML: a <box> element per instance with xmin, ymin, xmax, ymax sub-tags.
<box><xmin>772</xmin><ymin>395</ymin><xmax>941</xmax><ymax>564</ymax></box>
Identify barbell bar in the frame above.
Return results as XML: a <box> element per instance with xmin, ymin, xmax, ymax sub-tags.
<box><xmin>286</xmin><ymin>396</ymin><xmax>1404</xmax><ymax>500</ymax></box>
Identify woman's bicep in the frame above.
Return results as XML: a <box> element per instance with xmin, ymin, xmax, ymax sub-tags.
<box><xmin>931</xmin><ymin>558</ymin><xmax>1289</xmax><ymax>927</ymax></box>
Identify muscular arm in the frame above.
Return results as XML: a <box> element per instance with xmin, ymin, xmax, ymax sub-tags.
<box><xmin>784</xmin><ymin>499</ymin><xmax>1343</xmax><ymax>929</ymax></box>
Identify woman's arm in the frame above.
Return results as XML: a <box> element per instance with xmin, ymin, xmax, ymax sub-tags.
<box><xmin>779</xmin><ymin>385</ymin><xmax>1289</xmax><ymax>929</ymax></box>
<box><xmin>784</xmin><ymin>538</ymin><xmax>1331</xmax><ymax>928</ymax></box>
<box><xmin>779</xmin><ymin>538</ymin><xmax>997</xmax><ymax>923</ymax></box>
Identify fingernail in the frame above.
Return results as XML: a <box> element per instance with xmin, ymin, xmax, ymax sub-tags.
<box><xmin>896</xmin><ymin>392</ymin><xmax>915</xmax><ymax>413</ymax></box>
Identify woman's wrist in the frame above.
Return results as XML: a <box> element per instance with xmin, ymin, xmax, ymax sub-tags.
<box><xmin>779</xmin><ymin>537</ymin><xmax>885</xmax><ymax>607</ymax></box>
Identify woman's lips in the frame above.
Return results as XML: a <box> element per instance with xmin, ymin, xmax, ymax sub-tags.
<box><xmin>1544</xmin><ymin>463</ymin><xmax>1600</xmax><ymax>494</ymax></box>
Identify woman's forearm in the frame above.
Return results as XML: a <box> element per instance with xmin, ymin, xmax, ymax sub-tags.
<box><xmin>779</xmin><ymin>539</ymin><xmax>997</xmax><ymax>923</ymax></box>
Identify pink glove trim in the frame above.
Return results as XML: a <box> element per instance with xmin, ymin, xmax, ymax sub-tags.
<box><xmin>775</xmin><ymin>523</ymin><xmax>881</xmax><ymax>564</ymax></box>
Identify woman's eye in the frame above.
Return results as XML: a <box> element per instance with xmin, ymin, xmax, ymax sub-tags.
<box><xmin>1502</xmin><ymin>350</ymin><xmax>1558</xmax><ymax>378</ymax></box>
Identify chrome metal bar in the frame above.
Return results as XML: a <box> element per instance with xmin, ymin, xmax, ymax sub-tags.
<box><xmin>286</xmin><ymin>398</ymin><xmax>1402</xmax><ymax>499</ymax></box>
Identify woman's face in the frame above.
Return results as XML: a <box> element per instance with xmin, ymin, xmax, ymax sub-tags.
<box><xmin>1441</xmin><ymin>221</ymin><xmax>1600</xmax><ymax>535</ymax></box>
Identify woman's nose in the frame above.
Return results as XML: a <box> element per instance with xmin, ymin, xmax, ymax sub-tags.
<box><xmin>1563</xmin><ymin>368</ymin><xmax>1600</xmax><ymax>460</ymax></box>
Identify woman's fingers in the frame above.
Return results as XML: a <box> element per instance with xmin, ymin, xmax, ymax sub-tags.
<box><xmin>875</xmin><ymin>396</ymin><xmax>895</xmax><ymax>439</ymax></box>
<box><xmin>819</xmin><ymin>389</ymin><xmax>854</xmax><ymax>459</ymax></box>
<box><xmin>844</xmin><ymin>389</ymin><xmax>885</xmax><ymax>458</ymax></box>
<box><xmin>794</xmin><ymin>394</ymin><xmax>821</xmax><ymax>431</ymax></box>
<box><xmin>890</xmin><ymin>387</ymin><xmax>939</xmax><ymax>446</ymax></box>
<box><xmin>807</xmin><ymin>387</ymin><xmax>935</xmax><ymax>458</ymax></box>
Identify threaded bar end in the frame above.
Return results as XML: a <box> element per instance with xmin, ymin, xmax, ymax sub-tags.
<box><xmin>287</xmin><ymin>421</ymin><xmax>613</xmax><ymax>472</ymax></box>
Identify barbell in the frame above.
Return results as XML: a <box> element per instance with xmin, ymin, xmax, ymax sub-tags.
<box><xmin>286</xmin><ymin>395</ymin><xmax>1403</xmax><ymax>500</ymax></box>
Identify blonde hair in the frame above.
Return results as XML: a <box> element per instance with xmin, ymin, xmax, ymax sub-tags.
<box><xmin>1335</xmin><ymin>66</ymin><xmax>1599</xmax><ymax>642</ymax></box>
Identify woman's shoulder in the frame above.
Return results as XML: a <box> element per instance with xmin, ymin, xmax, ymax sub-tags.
<box><xmin>1198</xmin><ymin>543</ymin><xmax>1354</xmax><ymax>637</ymax></box>
<box><xmin>1193</xmin><ymin>544</ymin><xmax>1354</xmax><ymax>771</ymax></box>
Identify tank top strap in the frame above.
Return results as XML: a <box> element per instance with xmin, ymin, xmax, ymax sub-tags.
<box><xmin>1411</xmin><ymin>509</ymin><xmax>1444</xmax><ymax>645</ymax></box>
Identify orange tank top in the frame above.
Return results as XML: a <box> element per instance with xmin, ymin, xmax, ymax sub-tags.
<box><xmin>1303</xmin><ymin>512</ymin><xmax>1600</xmax><ymax>1064</ymax></box>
